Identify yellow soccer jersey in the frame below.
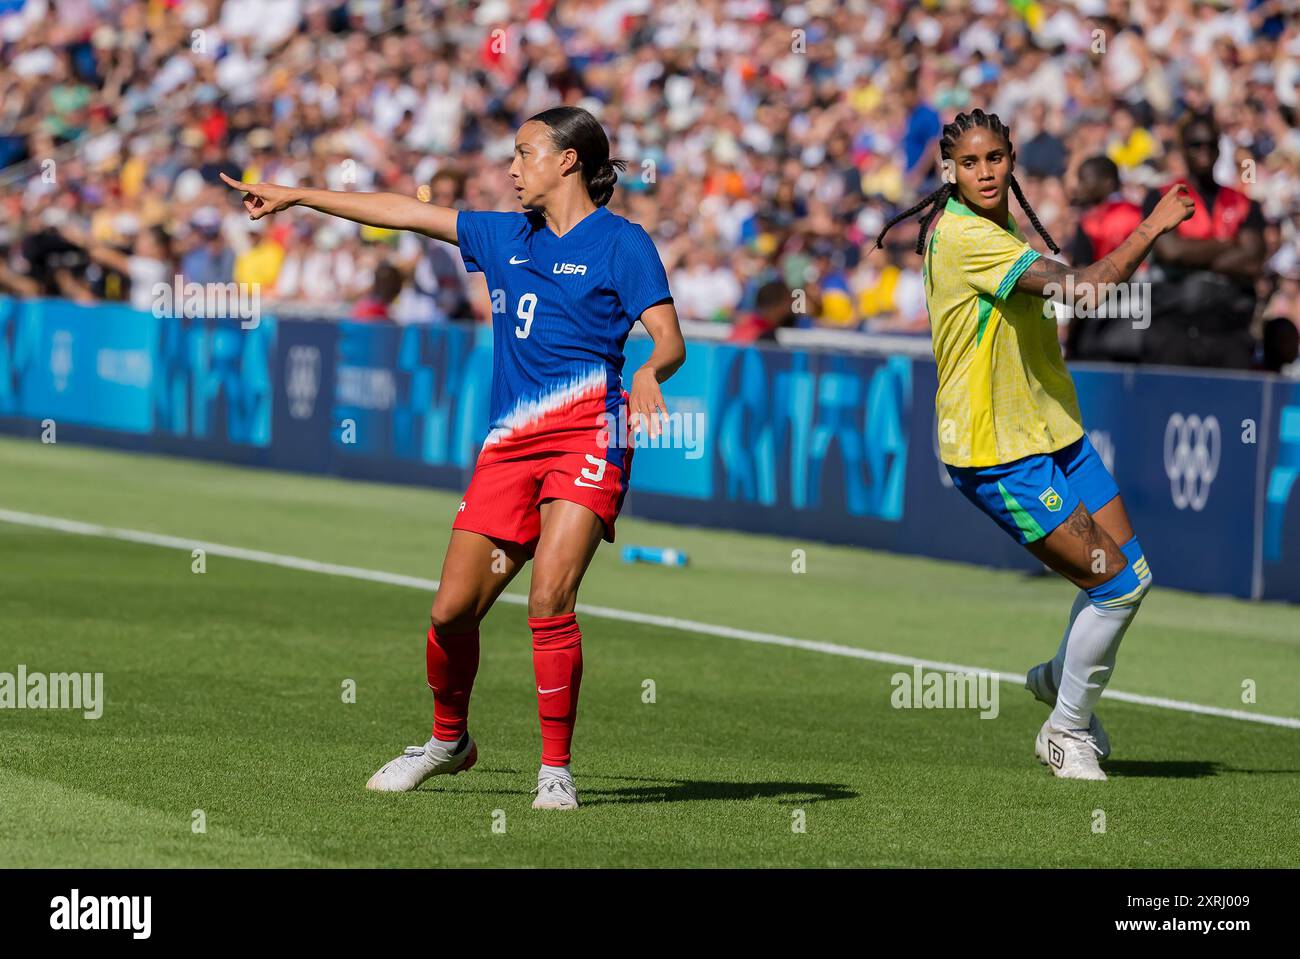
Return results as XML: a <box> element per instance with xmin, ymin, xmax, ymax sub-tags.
<box><xmin>922</xmin><ymin>196</ymin><xmax>1083</xmax><ymax>467</ymax></box>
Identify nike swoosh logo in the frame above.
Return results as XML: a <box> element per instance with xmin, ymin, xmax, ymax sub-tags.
<box><xmin>509</xmin><ymin>255</ymin><xmax>529</xmax><ymax>264</ymax></box>
<box><xmin>573</xmin><ymin>478</ymin><xmax>602</xmax><ymax>489</ymax></box>
<box><xmin>537</xmin><ymin>685</ymin><xmax>568</xmax><ymax>695</ymax></box>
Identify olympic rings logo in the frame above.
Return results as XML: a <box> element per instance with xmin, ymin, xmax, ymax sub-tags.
<box><xmin>1163</xmin><ymin>413</ymin><xmax>1220</xmax><ymax>511</ymax></box>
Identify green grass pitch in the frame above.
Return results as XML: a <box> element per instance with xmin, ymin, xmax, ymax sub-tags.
<box><xmin>0</xmin><ymin>435</ymin><xmax>1297</xmax><ymax>867</ymax></box>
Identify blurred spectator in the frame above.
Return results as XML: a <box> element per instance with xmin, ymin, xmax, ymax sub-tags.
<box><xmin>274</xmin><ymin>219</ymin><xmax>366</xmax><ymax>303</ymax></box>
<box><xmin>1260</xmin><ymin>316</ymin><xmax>1299</xmax><ymax>374</ymax></box>
<box><xmin>1018</xmin><ymin>99</ymin><xmax>1068</xmax><ymax>180</ymax></box>
<box><xmin>179</xmin><ymin>207</ymin><xmax>234</xmax><ymax>287</ymax></box>
<box><xmin>392</xmin><ymin>168</ymin><xmax>483</xmax><ymax>323</ymax></box>
<box><xmin>0</xmin><ymin>0</ymin><xmax>1292</xmax><ymax>367</ymax></box>
<box><xmin>1106</xmin><ymin>103</ymin><xmax>1160</xmax><ymax>175</ymax></box>
<box><xmin>1260</xmin><ymin>246</ymin><xmax>1300</xmax><ymax>374</ymax></box>
<box><xmin>1142</xmin><ymin>112</ymin><xmax>1266</xmax><ymax>369</ymax></box>
<box><xmin>728</xmin><ymin>280</ymin><xmax>795</xmax><ymax>344</ymax></box>
<box><xmin>671</xmin><ymin>245</ymin><xmax>742</xmax><ymax>323</ymax></box>
<box><xmin>57</xmin><ymin>219</ymin><xmax>172</xmax><ymax>312</ymax></box>
<box><xmin>856</xmin><ymin>241</ymin><xmax>928</xmax><ymax>334</ymax></box>
<box><xmin>901</xmin><ymin>77</ymin><xmax>942</xmax><ymax>187</ymax></box>
<box><xmin>351</xmin><ymin>260</ymin><xmax>402</xmax><ymax>322</ymax></box>
<box><xmin>1066</xmin><ymin>155</ymin><xmax>1146</xmax><ymax>361</ymax></box>
<box><xmin>232</xmin><ymin>217</ymin><xmax>286</xmax><ymax>291</ymax></box>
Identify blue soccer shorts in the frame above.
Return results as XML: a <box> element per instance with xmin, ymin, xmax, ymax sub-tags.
<box><xmin>945</xmin><ymin>434</ymin><xmax>1119</xmax><ymax>545</ymax></box>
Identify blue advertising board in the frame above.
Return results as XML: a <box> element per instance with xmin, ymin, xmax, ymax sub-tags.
<box><xmin>270</xmin><ymin>318</ymin><xmax>337</xmax><ymax>474</ymax></box>
<box><xmin>1262</xmin><ymin>379</ymin><xmax>1300</xmax><ymax>601</ymax></box>
<box><xmin>1077</xmin><ymin>367</ymin><xmax>1263</xmax><ymax>598</ymax></box>
<box><xmin>0</xmin><ymin>298</ymin><xmax>273</xmax><ymax>463</ymax></box>
<box><xmin>1</xmin><ymin>296</ymin><xmax>1297</xmax><ymax>603</ymax></box>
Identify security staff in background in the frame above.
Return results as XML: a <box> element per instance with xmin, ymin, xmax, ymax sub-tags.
<box><xmin>1141</xmin><ymin>113</ymin><xmax>1266</xmax><ymax>369</ymax></box>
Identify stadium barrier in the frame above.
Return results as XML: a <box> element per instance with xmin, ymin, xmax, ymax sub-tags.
<box><xmin>1</xmin><ymin>296</ymin><xmax>1297</xmax><ymax>603</ymax></box>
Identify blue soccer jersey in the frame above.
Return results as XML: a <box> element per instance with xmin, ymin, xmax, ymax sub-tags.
<box><xmin>456</xmin><ymin>206</ymin><xmax>671</xmax><ymax>469</ymax></box>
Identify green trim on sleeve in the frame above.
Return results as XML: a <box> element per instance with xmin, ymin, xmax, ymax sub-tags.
<box><xmin>994</xmin><ymin>248</ymin><xmax>1041</xmax><ymax>300</ymax></box>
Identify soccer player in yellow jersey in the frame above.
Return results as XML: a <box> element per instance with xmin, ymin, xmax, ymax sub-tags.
<box><xmin>874</xmin><ymin>109</ymin><xmax>1194</xmax><ymax>780</ymax></box>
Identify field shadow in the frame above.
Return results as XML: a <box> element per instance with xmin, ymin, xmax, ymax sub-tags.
<box><xmin>578</xmin><ymin>776</ymin><xmax>857</xmax><ymax>806</ymax></box>
<box><xmin>422</xmin><ymin>774</ymin><xmax>857</xmax><ymax>805</ymax></box>
<box><xmin>1197</xmin><ymin>766</ymin><xmax>1300</xmax><ymax>776</ymax></box>
<box><xmin>1101</xmin><ymin>759</ymin><xmax>1221</xmax><ymax>779</ymax></box>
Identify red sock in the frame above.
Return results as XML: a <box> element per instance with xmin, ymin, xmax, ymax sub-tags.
<box><xmin>529</xmin><ymin>612</ymin><xmax>583</xmax><ymax>766</ymax></box>
<box><xmin>426</xmin><ymin>625</ymin><xmax>480</xmax><ymax>742</ymax></box>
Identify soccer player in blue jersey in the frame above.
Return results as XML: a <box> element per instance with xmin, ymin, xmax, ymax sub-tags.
<box><xmin>222</xmin><ymin>107</ymin><xmax>685</xmax><ymax>809</ymax></box>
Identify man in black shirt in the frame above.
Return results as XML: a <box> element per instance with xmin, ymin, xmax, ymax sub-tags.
<box><xmin>1140</xmin><ymin>113</ymin><xmax>1266</xmax><ymax>369</ymax></box>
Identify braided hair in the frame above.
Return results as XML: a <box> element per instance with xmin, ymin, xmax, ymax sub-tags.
<box><xmin>874</xmin><ymin>108</ymin><xmax>1059</xmax><ymax>255</ymax></box>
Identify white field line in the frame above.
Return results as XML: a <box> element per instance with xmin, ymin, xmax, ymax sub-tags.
<box><xmin>2</xmin><ymin>507</ymin><xmax>1297</xmax><ymax>732</ymax></box>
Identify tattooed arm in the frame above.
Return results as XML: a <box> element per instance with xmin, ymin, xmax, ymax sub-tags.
<box><xmin>1016</xmin><ymin>183</ymin><xmax>1195</xmax><ymax>298</ymax></box>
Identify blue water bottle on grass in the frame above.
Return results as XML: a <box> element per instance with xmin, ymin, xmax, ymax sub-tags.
<box><xmin>621</xmin><ymin>545</ymin><xmax>689</xmax><ymax>567</ymax></box>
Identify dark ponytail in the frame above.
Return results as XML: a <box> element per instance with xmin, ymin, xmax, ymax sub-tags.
<box><xmin>875</xmin><ymin>108</ymin><xmax>1060</xmax><ymax>255</ymax></box>
<box><xmin>527</xmin><ymin>106</ymin><xmax>626</xmax><ymax>206</ymax></box>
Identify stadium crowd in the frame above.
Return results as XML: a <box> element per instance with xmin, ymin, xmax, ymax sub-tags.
<box><xmin>0</xmin><ymin>0</ymin><xmax>1297</xmax><ymax>370</ymax></box>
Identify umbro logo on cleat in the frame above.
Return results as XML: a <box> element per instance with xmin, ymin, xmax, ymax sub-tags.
<box><xmin>1048</xmin><ymin>739</ymin><xmax>1065</xmax><ymax>769</ymax></box>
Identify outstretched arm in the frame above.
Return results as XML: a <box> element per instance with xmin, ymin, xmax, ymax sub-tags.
<box><xmin>1016</xmin><ymin>183</ymin><xmax>1195</xmax><ymax>298</ymax></box>
<box><xmin>219</xmin><ymin>173</ymin><xmax>460</xmax><ymax>244</ymax></box>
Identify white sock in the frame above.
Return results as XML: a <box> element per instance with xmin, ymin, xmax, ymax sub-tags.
<box><xmin>540</xmin><ymin>763</ymin><xmax>572</xmax><ymax>782</ymax></box>
<box><xmin>1050</xmin><ymin>601</ymin><xmax>1139</xmax><ymax>730</ymax></box>
<box><xmin>1050</xmin><ymin>590</ymin><xmax>1091</xmax><ymax>693</ymax></box>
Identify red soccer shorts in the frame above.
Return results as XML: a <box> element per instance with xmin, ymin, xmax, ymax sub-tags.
<box><xmin>452</xmin><ymin>447</ymin><xmax>632</xmax><ymax>554</ymax></box>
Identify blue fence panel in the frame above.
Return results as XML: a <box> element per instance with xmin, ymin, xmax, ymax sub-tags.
<box><xmin>1117</xmin><ymin>369</ymin><xmax>1261</xmax><ymax>598</ymax></box>
<box><xmin>1</xmin><ymin>297</ymin><xmax>1296</xmax><ymax>603</ymax></box>
<box><xmin>325</xmin><ymin>321</ymin><xmax>488</xmax><ymax>488</ymax></box>
<box><xmin>1262</xmin><ymin>379</ymin><xmax>1300</xmax><ymax>602</ymax></box>
<box><xmin>269</xmin><ymin>318</ymin><xmax>337</xmax><ymax>474</ymax></box>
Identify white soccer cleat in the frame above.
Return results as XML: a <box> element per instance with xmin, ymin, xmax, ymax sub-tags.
<box><xmin>365</xmin><ymin>733</ymin><xmax>477</xmax><ymax>792</ymax></box>
<box><xmin>1035</xmin><ymin>719</ymin><xmax>1107</xmax><ymax>781</ymax></box>
<box><xmin>532</xmin><ymin>769</ymin><xmax>580</xmax><ymax>810</ymax></box>
<box><xmin>1025</xmin><ymin>661</ymin><xmax>1111</xmax><ymax>759</ymax></box>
